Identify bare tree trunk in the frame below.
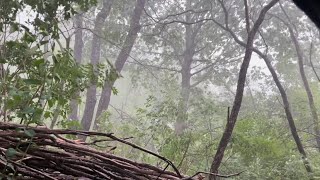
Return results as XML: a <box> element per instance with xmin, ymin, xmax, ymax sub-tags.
<box><xmin>94</xmin><ymin>0</ymin><xmax>146</xmax><ymax>130</ymax></box>
<box><xmin>174</xmin><ymin>0</ymin><xmax>195</xmax><ymax>134</ymax></box>
<box><xmin>81</xmin><ymin>0</ymin><xmax>113</xmax><ymax>133</ymax></box>
<box><xmin>255</xmin><ymin>51</ymin><xmax>313</xmax><ymax>174</ymax></box>
<box><xmin>309</xmin><ymin>43</ymin><xmax>320</xmax><ymax>82</ymax></box>
<box><xmin>209</xmin><ymin>0</ymin><xmax>278</xmax><ymax>179</ymax></box>
<box><xmin>289</xmin><ymin>27</ymin><xmax>320</xmax><ymax>151</ymax></box>
<box><xmin>175</xmin><ymin>61</ymin><xmax>191</xmax><ymax>134</ymax></box>
<box><xmin>279</xmin><ymin>4</ymin><xmax>320</xmax><ymax>152</ymax></box>
<box><xmin>69</xmin><ymin>13</ymin><xmax>84</xmax><ymax>121</ymax></box>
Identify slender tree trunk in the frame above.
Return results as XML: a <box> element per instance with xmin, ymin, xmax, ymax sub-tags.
<box><xmin>176</xmin><ymin>63</ymin><xmax>191</xmax><ymax>134</ymax></box>
<box><xmin>94</xmin><ymin>0</ymin><xmax>146</xmax><ymax>130</ymax></box>
<box><xmin>81</xmin><ymin>0</ymin><xmax>113</xmax><ymax>133</ymax></box>
<box><xmin>175</xmin><ymin>18</ymin><xmax>195</xmax><ymax>134</ymax></box>
<box><xmin>174</xmin><ymin>0</ymin><xmax>202</xmax><ymax>135</ymax></box>
<box><xmin>289</xmin><ymin>27</ymin><xmax>320</xmax><ymax>151</ymax></box>
<box><xmin>255</xmin><ymin>51</ymin><xmax>313</xmax><ymax>174</ymax></box>
<box><xmin>69</xmin><ymin>13</ymin><xmax>84</xmax><ymax>121</ymax></box>
<box><xmin>209</xmin><ymin>1</ymin><xmax>278</xmax><ymax>179</ymax></box>
<box><xmin>210</xmin><ymin>31</ymin><xmax>255</xmax><ymax>180</ymax></box>
<box><xmin>94</xmin><ymin>81</ymin><xmax>113</xmax><ymax>130</ymax></box>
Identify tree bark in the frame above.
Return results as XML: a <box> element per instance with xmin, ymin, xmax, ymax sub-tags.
<box><xmin>174</xmin><ymin>0</ymin><xmax>196</xmax><ymax>134</ymax></box>
<box><xmin>81</xmin><ymin>0</ymin><xmax>113</xmax><ymax>133</ymax></box>
<box><xmin>209</xmin><ymin>0</ymin><xmax>279</xmax><ymax>179</ymax></box>
<box><xmin>175</xmin><ymin>58</ymin><xmax>191</xmax><ymax>134</ymax></box>
<box><xmin>94</xmin><ymin>0</ymin><xmax>146</xmax><ymax>130</ymax></box>
<box><xmin>69</xmin><ymin>13</ymin><xmax>84</xmax><ymax>121</ymax></box>
<box><xmin>289</xmin><ymin>27</ymin><xmax>320</xmax><ymax>151</ymax></box>
<box><xmin>255</xmin><ymin>51</ymin><xmax>313</xmax><ymax>174</ymax></box>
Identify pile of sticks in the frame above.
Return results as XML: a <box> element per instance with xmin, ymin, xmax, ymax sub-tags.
<box><xmin>0</xmin><ymin>122</ymin><xmax>190</xmax><ymax>180</ymax></box>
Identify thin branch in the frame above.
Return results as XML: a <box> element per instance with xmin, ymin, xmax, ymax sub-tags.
<box><xmin>309</xmin><ymin>42</ymin><xmax>320</xmax><ymax>82</ymax></box>
<box><xmin>258</xmin><ymin>29</ymin><xmax>269</xmax><ymax>54</ymax></box>
<box><xmin>8</xmin><ymin>160</ymin><xmax>58</xmax><ymax>180</ymax></box>
<box><xmin>244</xmin><ymin>0</ymin><xmax>251</xmax><ymax>33</ymax></box>
<box><xmin>127</xmin><ymin>60</ymin><xmax>180</xmax><ymax>73</ymax></box>
<box><xmin>144</xmin><ymin>8</ymin><xmax>209</xmax><ymax>22</ymax></box>
<box><xmin>191</xmin><ymin>60</ymin><xmax>219</xmax><ymax>76</ymax></box>
<box><xmin>182</xmin><ymin>170</ymin><xmax>245</xmax><ymax>179</ymax></box>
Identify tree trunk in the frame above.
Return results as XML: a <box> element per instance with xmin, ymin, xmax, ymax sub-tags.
<box><xmin>174</xmin><ymin>7</ymin><xmax>196</xmax><ymax>134</ymax></box>
<box><xmin>175</xmin><ymin>64</ymin><xmax>191</xmax><ymax>134</ymax></box>
<box><xmin>289</xmin><ymin>27</ymin><xmax>320</xmax><ymax>151</ymax></box>
<box><xmin>209</xmin><ymin>1</ymin><xmax>278</xmax><ymax>179</ymax></box>
<box><xmin>69</xmin><ymin>13</ymin><xmax>84</xmax><ymax>121</ymax></box>
<box><xmin>81</xmin><ymin>0</ymin><xmax>113</xmax><ymax>133</ymax></box>
<box><xmin>94</xmin><ymin>0</ymin><xmax>146</xmax><ymax>130</ymax></box>
<box><xmin>255</xmin><ymin>51</ymin><xmax>313</xmax><ymax>174</ymax></box>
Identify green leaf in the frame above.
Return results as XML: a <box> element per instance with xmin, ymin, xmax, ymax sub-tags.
<box><xmin>9</xmin><ymin>23</ymin><xmax>19</xmax><ymax>33</ymax></box>
<box><xmin>24</xmin><ymin>129</ymin><xmax>36</xmax><ymax>138</ymax></box>
<box><xmin>23</xmin><ymin>79</ymin><xmax>42</xmax><ymax>85</ymax></box>
<box><xmin>112</xmin><ymin>87</ymin><xmax>118</xmax><ymax>95</ymax></box>
<box><xmin>21</xmin><ymin>107</ymin><xmax>35</xmax><ymax>114</ymax></box>
<box><xmin>48</xmin><ymin>99</ymin><xmax>55</xmax><ymax>108</ymax></box>
<box><xmin>5</xmin><ymin>148</ymin><xmax>17</xmax><ymax>159</ymax></box>
<box><xmin>23</xmin><ymin>32</ymin><xmax>36</xmax><ymax>43</ymax></box>
<box><xmin>0</xmin><ymin>58</ymin><xmax>7</xmax><ymax>64</ymax></box>
<box><xmin>44</xmin><ymin>111</ymin><xmax>52</xmax><ymax>118</ymax></box>
<box><xmin>33</xmin><ymin>59</ymin><xmax>45</xmax><ymax>66</ymax></box>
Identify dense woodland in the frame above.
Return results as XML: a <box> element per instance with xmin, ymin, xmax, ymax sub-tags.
<box><xmin>1</xmin><ymin>0</ymin><xmax>320</xmax><ymax>179</ymax></box>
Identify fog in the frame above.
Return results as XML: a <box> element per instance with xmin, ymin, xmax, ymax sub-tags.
<box><xmin>2</xmin><ymin>0</ymin><xmax>320</xmax><ymax>179</ymax></box>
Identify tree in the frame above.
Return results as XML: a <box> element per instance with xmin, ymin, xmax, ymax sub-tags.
<box><xmin>136</xmin><ymin>0</ymin><xmax>241</xmax><ymax>134</ymax></box>
<box><xmin>69</xmin><ymin>13</ymin><xmax>85</xmax><ymax>121</ymax></box>
<box><xmin>0</xmin><ymin>0</ymin><xmax>97</xmax><ymax>128</ymax></box>
<box><xmin>209</xmin><ymin>0</ymin><xmax>279</xmax><ymax>178</ymax></box>
<box><xmin>94</xmin><ymin>0</ymin><xmax>147</xmax><ymax>130</ymax></box>
<box><xmin>81</xmin><ymin>0</ymin><xmax>113</xmax><ymax>133</ymax></box>
<box><xmin>278</xmin><ymin>4</ymin><xmax>320</xmax><ymax>151</ymax></box>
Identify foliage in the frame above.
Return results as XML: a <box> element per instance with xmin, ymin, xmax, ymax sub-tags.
<box><xmin>0</xmin><ymin>0</ymin><xmax>102</xmax><ymax>127</ymax></box>
<box><xmin>229</xmin><ymin>117</ymin><xmax>307</xmax><ymax>179</ymax></box>
<box><xmin>0</xmin><ymin>0</ymin><xmax>96</xmax><ymax>38</ymax></box>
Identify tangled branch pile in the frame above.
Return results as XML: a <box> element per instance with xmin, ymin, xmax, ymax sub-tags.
<box><xmin>0</xmin><ymin>122</ymin><xmax>192</xmax><ymax>180</ymax></box>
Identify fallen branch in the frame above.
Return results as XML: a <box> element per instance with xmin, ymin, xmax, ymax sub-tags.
<box><xmin>0</xmin><ymin>122</ymin><xmax>242</xmax><ymax>179</ymax></box>
<box><xmin>0</xmin><ymin>122</ymin><xmax>183</xmax><ymax>180</ymax></box>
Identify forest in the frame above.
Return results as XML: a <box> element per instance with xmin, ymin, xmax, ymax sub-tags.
<box><xmin>0</xmin><ymin>0</ymin><xmax>320</xmax><ymax>179</ymax></box>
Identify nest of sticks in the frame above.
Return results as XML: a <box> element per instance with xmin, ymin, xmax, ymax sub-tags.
<box><xmin>0</xmin><ymin>122</ymin><xmax>242</xmax><ymax>179</ymax></box>
<box><xmin>0</xmin><ymin>122</ymin><xmax>200</xmax><ymax>180</ymax></box>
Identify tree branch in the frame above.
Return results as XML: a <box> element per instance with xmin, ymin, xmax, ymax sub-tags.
<box><xmin>309</xmin><ymin>42</ymin><xmax>320</xmax><ymax>82</ymax></box>
<box><xmin>244</xmin><ymin>0</ymin><xmax>251</xmax><ymax>33</ymax></box>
